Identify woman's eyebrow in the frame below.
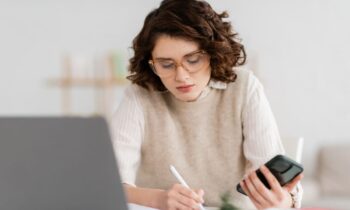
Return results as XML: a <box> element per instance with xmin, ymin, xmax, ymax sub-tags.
<box><xmin>154</xmin><ymin>57</ymin><xmax>174</xmax><ymax>61</ymax></box>
<box><xmin>153</xmin><ymin>49</ymin><xmax>200</xmax><ymax>60</ymax></box>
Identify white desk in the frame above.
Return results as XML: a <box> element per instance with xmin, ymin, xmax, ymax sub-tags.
<box><xmin>128</xmin><ymin>204</ymin><xmax>298</xmax><ymax>210</ymax></box>
<box><xmin>128</xmin><ymin>203</ymin><xmax>218</xmax><ymax>210</ymax></box>
<box><xmin>128</xmin><ymin>203</ymin><xmax>158</xmax><ymax>210</ymax></box>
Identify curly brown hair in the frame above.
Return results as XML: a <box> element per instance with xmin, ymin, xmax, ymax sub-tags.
<box><xmin>127</xmin><ymin>0</ymin><xmax>246</xmax><ymax>91</ymax></box>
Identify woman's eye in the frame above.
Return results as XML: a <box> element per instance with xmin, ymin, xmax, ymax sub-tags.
<box><xmin>186</xmin><ymin>54</ymin><xmax>201</xmax><ymax>64</ymax></box>
<box><xmin>186</xmin><ymin>57</ymin><xmax>200</xmax><ymax>64</ymax></box>
<box><xmin>160</xmin><ymin>62</ymin><xmax>174</xmax><ymax>69</ymax></box>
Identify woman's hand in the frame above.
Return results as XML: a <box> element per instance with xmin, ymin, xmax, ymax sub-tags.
<box><xmin>240</xmin><ymin>165</ymin><xmax>303</xmax><ymax>210</ymax></box>
<box><xmin>159</xmin><ymin>183</ymin><xmax>204</xmax><ymax>210</ymax></box>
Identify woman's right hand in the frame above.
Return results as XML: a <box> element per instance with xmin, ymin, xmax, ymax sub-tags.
<box><xmin>159</xmin><ymin>183</ymin><xmax>205</xmax><ymax>210</ymax></box>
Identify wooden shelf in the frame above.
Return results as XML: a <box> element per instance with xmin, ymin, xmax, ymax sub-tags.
<box><xmin>47</xmin><ymin>76</ymin><xmax>129</xmax><ymax>116</ymax></box>
<box><xmin>49</xmin><ymin>52</ymin><xmax>129</xmax><ymax>117</ymax></box>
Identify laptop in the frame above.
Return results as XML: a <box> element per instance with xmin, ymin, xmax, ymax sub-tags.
<box><xmin>0</xmin><ymin>117</ymin><xmax>128</xmax><ymax>210</ymax></box>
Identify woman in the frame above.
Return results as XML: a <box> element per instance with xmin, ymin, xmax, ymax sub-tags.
<box><xmin>112</xmin><ymin>0</ymin><xmax>303</xmax><ymax>209</ymax></box>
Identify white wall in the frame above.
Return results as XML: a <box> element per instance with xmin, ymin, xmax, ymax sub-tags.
<box><xmin>210</xmin><ymin>0</ymin><xmax>350</xmax><ymax>174</ymax></box>
<box><xmin>0</xmin><ymin>0</ymin><xmax>159</xmax><ymax>115</ymax></box>
<box><xmin>1</xmin><ymin>0</ymin><xmax>349</xmax><ymax>174</ymax></box>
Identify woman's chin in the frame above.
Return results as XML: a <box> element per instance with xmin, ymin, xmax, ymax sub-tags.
<box><xmin>174</xmin><ymin>91</ymin><xmax>201</xmax><ymax>102</ymax></box>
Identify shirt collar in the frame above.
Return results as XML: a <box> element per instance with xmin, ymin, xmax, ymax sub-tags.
<box><xmin>208</xmin><ymin>79</ymin><xmax>227</xmax><ymax>90</ymax></box>
<box><xmin>196</xmin><ymin>79</ymin><xmax>227</xmax><ymax>100</ymax></box>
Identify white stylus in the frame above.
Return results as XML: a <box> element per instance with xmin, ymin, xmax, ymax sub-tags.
<box><xmin>169</xmin><ymin>165</ymin><xmax>206</xmax><ymax>210</ymax></box>
<box><xmin>296</xmin><ymin>137</ymin><xmax>304</xmax><ymax>163</ymax></box>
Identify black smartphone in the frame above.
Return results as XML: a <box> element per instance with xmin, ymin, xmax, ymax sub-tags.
<box><xmin>236</xmin><ymin>154</ymin><xmax>303</xmax><ymax>195</ymax></box>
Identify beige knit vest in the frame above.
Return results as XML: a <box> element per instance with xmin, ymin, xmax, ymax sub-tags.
<box><xmin>135</xmin><ymin>69</ymin><xmax>254</xmax><ymax>208</ymax></box>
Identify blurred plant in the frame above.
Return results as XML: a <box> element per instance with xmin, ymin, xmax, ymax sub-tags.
<box><xmin>219</xmin><ymin>192</ymin><xmax>240</xmax><ymax>210</ymax></box>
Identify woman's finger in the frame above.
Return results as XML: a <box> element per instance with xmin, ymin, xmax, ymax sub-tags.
<box><xmin>240</xmin><ymin>180</ymin><xmax>263</xmax><ymax>209</ymax></box>
<box><xmin>260</xmin><ymin>165</ymin><xmax>283</xmax><ymax>195</ymax></box>
<box><xmin>173</xmin><ymin>190</ymin><xmax>199</xmax><ymax>209</ymax></box>
<box><xmin>172</xmin><ymin>184</ymin><xmax>203</xmax><ymax>208</ymax></box>
<box><xmin>168</xmin><ymin>199</ymin><xmax>192</xmax><ymax>210</ymax></box>
<box><xmin>179</xmin><ymin>187</ymin><xmax>202</xmax><ymax>203</ymax></box>
<box><xmin>283</xmin><ymin>173</ymin><xmax>304</xmax><ymax>192</ymax></box>
<box><xmin>193</xmin><ymin>189</ymin><xmax>205</xmax><ymax>203</ymax></box>
<box><xmin>241</xmin><ymin>178</ymin><xmax>262</xmax><ymax>207</ymax></box>
<box><xmin>249</xmin><ymin>170</ymin><xmax>275</xmax><ymax>205</ymax></box>
<box><xmin>173</xmin><ymin>184</ymin><xmax>200</xmax><ymax>203</ymax></box>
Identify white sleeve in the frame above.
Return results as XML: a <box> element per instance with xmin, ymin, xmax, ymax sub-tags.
<box><xmin>242</xmin><ymin>75</ymin><xmax>285</xmax><ymax>170</ymax></box>
<box><xmin>242</xmin><ymin>75</ymin><xmax>303</xmax><ymax>207</ymax></box>
<box><xmin>111</xmin><ymin>86</ymin><xmax>144</xmax><ymax>186</ymax></box>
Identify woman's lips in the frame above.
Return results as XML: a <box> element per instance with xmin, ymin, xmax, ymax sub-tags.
<box><xmin>176</xmin><ymin>84</ymin><xmax>195</xmax><ymax>93</ymax></box>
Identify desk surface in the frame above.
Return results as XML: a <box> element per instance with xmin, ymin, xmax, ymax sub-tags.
<box><xmin>128</xmin><ymin>203</ymin><xmax>218</xmax><ymax>210</ymax></box>
<box><xmin>128</xmin><ymin>203</ymin><xmax>158</xmax><ymax>210</ymax></box>
<box><xmin>128</xmin><ymin>204</ymin><xmax>328</xmax><ymax>210</ymax></box>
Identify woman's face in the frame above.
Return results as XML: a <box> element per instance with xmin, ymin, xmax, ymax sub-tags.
<box><xmin>151</xmin><ymin>35</ymin><xmax>211</xmax><ymax>102</ymax></box>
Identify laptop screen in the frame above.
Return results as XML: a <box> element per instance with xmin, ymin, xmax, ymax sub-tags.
<box><xmin>0</xmin><ymin>117</ymin><xmax>128</xmax><ymax>210</ymax></box>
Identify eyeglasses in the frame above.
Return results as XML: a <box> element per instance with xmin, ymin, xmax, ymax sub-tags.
<box><xmin>148</xmin><ymin>50</ymin><xmax>210</xmax><ymax>78</ymax></box>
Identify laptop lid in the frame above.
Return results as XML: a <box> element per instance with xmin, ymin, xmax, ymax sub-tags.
<box><xmin>0</xmin><ymin>117</ymin><xmax>128</xmax><ymax>210</ymax></box>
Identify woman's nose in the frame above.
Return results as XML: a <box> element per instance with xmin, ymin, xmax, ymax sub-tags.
<box><xmin>174</xmin><ymin>65</ymin><xmax>190</xmax><ymax>82</ymax></box>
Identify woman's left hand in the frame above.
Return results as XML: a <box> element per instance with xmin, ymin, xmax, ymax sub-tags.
<box><xmin>240</xmin><ymin>165</ymin><xmax>303</xmax><ymax>210</ymax></box>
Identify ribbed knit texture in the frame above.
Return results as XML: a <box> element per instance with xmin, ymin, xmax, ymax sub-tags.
<box><xmin>111</xmin><ymin>68</ymin><xmax>298</xmax><ymax>208</ymax></box>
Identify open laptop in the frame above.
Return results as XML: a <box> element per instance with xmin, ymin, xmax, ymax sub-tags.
<box><xmin>0</xmin><ymin>117</ymin><xmax>128</xmax><ymax>210</ymax></box>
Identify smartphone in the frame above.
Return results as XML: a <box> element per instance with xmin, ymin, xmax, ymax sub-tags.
<box><xmin>236</xmin><ymin>154</ymin><xmax>303</xmax><ymax>195</ymax></box>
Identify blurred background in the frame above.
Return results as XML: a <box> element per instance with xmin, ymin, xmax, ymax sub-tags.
<box><xmin>0</xmin><ymin>0</ymin><xmax>349</xmax><ymax>209</ymax></box>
